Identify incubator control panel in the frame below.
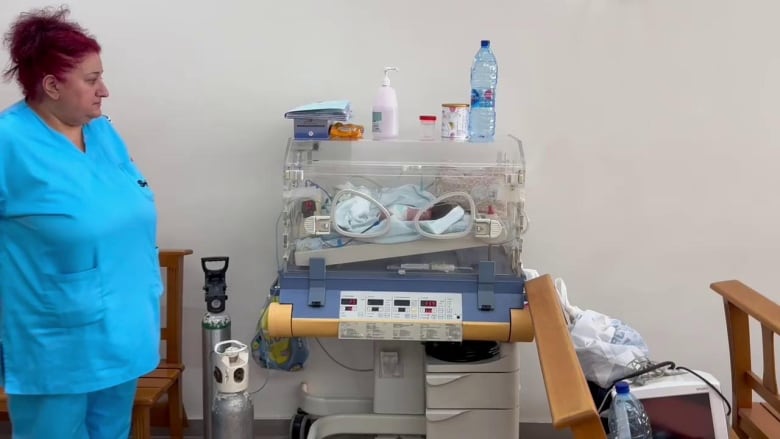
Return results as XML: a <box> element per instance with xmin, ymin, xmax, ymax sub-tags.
<box><xmin>337</xmin><ymin>291</ymin><xmax>463</xmax><ymax>342</ymax></box>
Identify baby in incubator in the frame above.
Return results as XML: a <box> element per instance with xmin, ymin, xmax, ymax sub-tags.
<box><xmin>296</xmin><ymin>183</ymin><xmax>473</xmax><ymax>250</ymax></box>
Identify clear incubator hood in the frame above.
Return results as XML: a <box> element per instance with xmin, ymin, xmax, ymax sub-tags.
<box><xmin>278</xmin><ymin>135</ymin><xmax>527</xmax><ymax>277</ymax></box>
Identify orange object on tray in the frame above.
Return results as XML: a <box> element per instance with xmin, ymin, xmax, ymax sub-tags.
<box><xmin>329</xmin><ymin>122</ymin><xmax>364</xmax><ymax>140</ymax></box>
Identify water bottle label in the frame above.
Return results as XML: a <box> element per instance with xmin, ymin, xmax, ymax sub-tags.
<box><xmin>471</xmin><ymin>88</ymin><xmax>495</xmax><ymax>108</ymax></box>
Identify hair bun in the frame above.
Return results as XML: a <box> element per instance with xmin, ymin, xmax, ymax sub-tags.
<box><xmin>2</xmin><ymin>6</ymin><xmax>100</xmax><ymax>99</ymax></box>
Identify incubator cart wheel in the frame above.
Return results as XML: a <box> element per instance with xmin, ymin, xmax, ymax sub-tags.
<box><xmin>301</xmin><ymin>415</ymin><xmax>314</xmax><ymax>439</ymax></box>
<box><xmin>289</xmin><ymin>410</ymin><xmax>306</xmax><ymax>439</ymax></box>
<box><xmin>289</xmin><ymin>410</ymin><xmax>314</xmax><ymax>439</ymax></box>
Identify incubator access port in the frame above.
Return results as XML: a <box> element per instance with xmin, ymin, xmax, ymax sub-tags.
<box><xmin>301</xmin><ymin>199</ymin><xmax>317</xmax><ymax>217</ymax></box>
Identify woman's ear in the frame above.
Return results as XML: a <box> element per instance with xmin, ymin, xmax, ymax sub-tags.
<box><xmin>41</xmin><ymin>74</ymin><xmax>60</xmax><ymax>100</ymax></box>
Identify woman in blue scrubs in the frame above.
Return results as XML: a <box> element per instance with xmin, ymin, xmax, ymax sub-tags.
<box><xmin>0</xmin><ymin>7</ymin><xmax>163</xmax><ymax>438</ymax></box>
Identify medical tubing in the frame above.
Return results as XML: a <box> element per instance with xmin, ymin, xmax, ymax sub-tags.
<box><xmin>315</xmin><ymin>338</ymin><xmax>373</xmax><ymax>372</ymax></box>
<box><xmin>275</xmin><ymin>211</ymin><xmax>283</xmax><ymax>271</ymax></box>
<box><xmin>330</xmin><ymin>188</ymin><xmax>392</xmax><ymax>239</ymax></box>
<box><xmin>413</xmin><ymin>191</ymin><xmax>476</xmax><ymax>240</ymax></box>
<box><xmin>249</xmin><ymin>371</ymin><xmax>269</xmax><ymax>396</ymax></box>
<box><xmin>304</xmin><ymin>179</ymin><xmax>332</xmax><ymax>200</ymax></box>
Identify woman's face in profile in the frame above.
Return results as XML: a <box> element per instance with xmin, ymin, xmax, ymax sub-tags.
<box><xmin>51</xmin><ymin>52</ymin><xmax>110</xmax><ymax>124</ymax></box>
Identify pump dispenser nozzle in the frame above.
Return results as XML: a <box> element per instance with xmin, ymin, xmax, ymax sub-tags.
<box><xmin>382</xmin><ymin>66</ymin><xmax>399</xmax><ymax>86</ymax></box>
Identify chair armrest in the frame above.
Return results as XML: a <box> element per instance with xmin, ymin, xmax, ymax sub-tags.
<box><xmin>711</xmin><ymin>280</ymin><xmax>780</xmax><ymax>333</ymax></box>
<box><xmin>159</xmin><ymin>249</ymin><xmax>194</xmax><ymax>257</ymax></box>
<box><xmin>526</xmin><ymin>274</ymin><xmax>602</xmax><ymax>431</ymax></box>
<box><xmin>159</xmin><ymin>249</ymin><xmax>193</xmax><ymax>269</ymax></box>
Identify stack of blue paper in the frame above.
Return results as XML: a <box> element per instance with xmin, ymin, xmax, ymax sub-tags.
<box><xmin>284</xmin><ymin>100</ymin><xmax>351</xmax><ymax>122</ymax></box>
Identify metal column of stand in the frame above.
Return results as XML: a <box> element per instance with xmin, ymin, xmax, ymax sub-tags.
<box><xmin>304</xmin><ymin>341</ymin><xmax>427</xmax><ymax>439</ymax></box>
<box><xmin>200</xmin><ymin>257</ymin><xmax>231</xmax><ymax>439</ymax></box>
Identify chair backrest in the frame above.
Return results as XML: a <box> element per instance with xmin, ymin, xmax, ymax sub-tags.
<box><xmin>526</xmin><ymin>274</ymin><xmax>607</xmax><ymax>439</ymax></box>
<box><xmin>711</xmin><ymin>280</ymin><xmax>780</xmax><ymax>438</ymax></box>
<box><xmin>158</xmin><ymin>249</ymin><xmax>193</xmax><ymax>365</ymax></box>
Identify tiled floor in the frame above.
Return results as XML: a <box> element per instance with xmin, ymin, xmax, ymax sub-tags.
<box><xmin>151</xmin><ymin>437</ymin><xmax>354</xmax><ymax>439</ymax></box>
<box><xmin>148</xmin><ymin>426</ymin><xmax>570</xmax><ymax>439</ymax></box>
<box><xmin>2</xmin><ymin>423</ymin><xmax>572</xmax><ymax>438</ymax></box>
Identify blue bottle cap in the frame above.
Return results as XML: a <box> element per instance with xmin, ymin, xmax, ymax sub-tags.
<box><xmin>481</xmin><ymin>40</ymin><xmax>490</xmax><ymax>47</ymax></box>
<box><xmin>615</xmin><ymin>381</ymin><xmax>630</xmax><ymax>394</ymax></box>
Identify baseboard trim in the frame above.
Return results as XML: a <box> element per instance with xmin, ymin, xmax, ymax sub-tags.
<box><xmin>171</xmin><ymin>419</ymin><xmax>573</xmax><ymax>438</ymax></box>
<box><xmin>0</xmin><ymin>418</ymin><xmax>573</xmax><ymax>438</ymax></box>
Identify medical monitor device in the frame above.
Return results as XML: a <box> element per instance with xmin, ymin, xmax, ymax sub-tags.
<box><xmin>613</xmin><ymin>370</ymin><xmax>729</xmax><ymax>439</ymax></box>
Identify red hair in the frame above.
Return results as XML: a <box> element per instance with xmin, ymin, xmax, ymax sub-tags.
<box><xmin>2</xmin><ymin>6</ymin><xmax>101</xmax><ymax>100</ymax></box>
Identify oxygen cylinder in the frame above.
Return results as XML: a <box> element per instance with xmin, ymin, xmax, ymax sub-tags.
<box><xmin>212</xmin><ymin>340</ymin><xmax>254</xmax><ymax>439</ymax></box>
<box><xmin>201</xmin><ymin>257</ymin><xmax>231</xmax><ymax>439</ymax></box>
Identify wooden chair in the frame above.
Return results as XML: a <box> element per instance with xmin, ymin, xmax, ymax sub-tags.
<box><xmin>711</xmin><ymin>280</ymin><xmax>780</xmax><ymax>439</ymax></box>
<box><xmin>0</xmin><ymin>248</ymin><xmax>192</xmax><ymax>439</ymax></box>
<box><xmin>133</xmin><ymin>248</ymin><xmax>193</xmax><ymax>439</ymax></box>
<box><xmin>526</xmin><ymin>274</ymin><xmax>607</xmax><ymax>439</ymax></box>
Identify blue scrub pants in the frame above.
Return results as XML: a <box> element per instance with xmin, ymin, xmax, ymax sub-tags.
<box><xmin>7</xmin><ymin>378</ymin><xmax>138</xmax><ymax>439</ymax></box>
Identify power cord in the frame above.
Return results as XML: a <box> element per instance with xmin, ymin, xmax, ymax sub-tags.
<box><xmin>596</xmin><ymin>361</ymin><xmax>732</xmax><ymax>418</ymax></box>
<box><xmin>675</xmin><ymin>365</ymin><xmax>731</xmax><ymax>417</ymax></box>
<box><xmin>315</xmin><ymin>338</ymin><xmax>373</xmax><ymax>372</ymax></box>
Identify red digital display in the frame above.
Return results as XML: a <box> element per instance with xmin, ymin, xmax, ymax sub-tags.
<box><xmin>341</xmin><ymin>298</ymin><xmax>358</xmax><ymax>305</ymax></box>
<box><xmin>420</xmin><ymin>300</ymin><xmax>437</xmax><ymax>307</ymax></box>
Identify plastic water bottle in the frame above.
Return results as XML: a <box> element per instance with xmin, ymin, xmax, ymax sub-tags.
<box><xmin>468</xmin><ymin>40</ymin><xmax>498</xmax><ymax>142</ymax></box>
<box><xmin>608</xmin><ymin>381</ymin><xmax>653</xmax><ymax>439</ymax></box>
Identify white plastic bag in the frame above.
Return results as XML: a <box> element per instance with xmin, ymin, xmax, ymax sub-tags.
<box><xmin>551</xmin><ymin>276</ymin><xmax>651</xmax><ymax>389</ymax></box>
<box><xmin>569</xmin><ymin>309</ymin><xmax>650</xmax><ymax>388</ymax></box>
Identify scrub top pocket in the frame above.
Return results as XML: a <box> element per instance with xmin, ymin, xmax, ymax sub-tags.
<box><xmin>118</xmin><ymin>161</ymin><xmax>155</xmax><ymax>201</ymax></box>
<box><xmin>44</xmin><ymin>267</ymin><xmax>106</xmax><ymax>328</ymax></box>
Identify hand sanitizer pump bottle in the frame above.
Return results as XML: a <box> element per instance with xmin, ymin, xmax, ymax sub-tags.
<box><xmin>372</xmin><ymin>67</ymin><xmax>399</xmax><ymax>140</ymax></box>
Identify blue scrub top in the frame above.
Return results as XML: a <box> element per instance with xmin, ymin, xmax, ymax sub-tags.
<box><xmin>0</xmin><ymin>101</ymin><xmax>163</xmax><ymax>395</ymax></box>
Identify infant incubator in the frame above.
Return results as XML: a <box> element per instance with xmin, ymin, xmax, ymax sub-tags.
<box><xmin>279</xmin><ymin>135</ymin><xmax>526</xmax><ymax>275</ymax></box>
<box><xmin>269</xmin><ymin>134</ymin><xmax>530</xmax><ymax>344</ymax></box>
<box><xmin>268</xmin><ymin>135</ymin><xmax>530</xmax><ymax>439</ymax></box>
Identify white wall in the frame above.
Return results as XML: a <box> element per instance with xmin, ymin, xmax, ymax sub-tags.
<box><xmin>2</xmin><ymin>0</ymin><xmax>779</xmax><ymax>422</ymax></box>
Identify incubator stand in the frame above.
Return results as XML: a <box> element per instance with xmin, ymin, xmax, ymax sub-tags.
<box><xmin>268</xmin><ymin>135</ymin><xmax>531</xmax><ymax>438</ymax></box>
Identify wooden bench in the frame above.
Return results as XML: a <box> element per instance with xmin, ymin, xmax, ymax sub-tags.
<box><xmin>711</xmin><ymin>280</ymin><xmax>780</xmax><ymax>439</ymax></box>
<box><xmin>0</xmin><ymin>248</ymin><xmax>192</xmax><ymax>439</ymax></box>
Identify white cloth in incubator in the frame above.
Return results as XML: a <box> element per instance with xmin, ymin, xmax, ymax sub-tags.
<box><xmin>333</xmin><ymin>184</ymin><xmax>469</xmax><ymax>244</ymax></box>
<box><xmin>295</xmin><ymin>237</ymin><xmax>332</xmax><ymax>251</ymax></box>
